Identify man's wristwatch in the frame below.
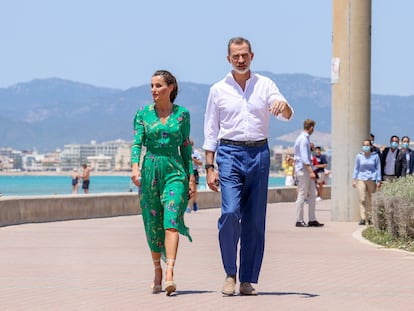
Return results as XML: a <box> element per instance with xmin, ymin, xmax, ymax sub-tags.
<box><xmin>204</xmin><ymin>164</ymin><xmax>215</xmax><ymax>170</ymax></box>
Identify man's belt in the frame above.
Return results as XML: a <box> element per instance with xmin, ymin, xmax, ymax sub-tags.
<box><xmin>219</xmin><ymin>138</ymin><xmax>268</xmax><ymax>147</ymax></box>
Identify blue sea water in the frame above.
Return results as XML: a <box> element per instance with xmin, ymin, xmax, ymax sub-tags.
<box><xmin>0</xmin><ymin>175</ymin><xmax>286</xmax><ymax>197</ymax></box>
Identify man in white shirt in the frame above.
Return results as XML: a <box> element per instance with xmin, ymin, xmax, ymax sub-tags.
<box><xmin>203</xmin><ymin>37</ymin><xmax>293</xmax><ymax>296</ymax></box>
<box><xmin>293</xmin><ymin>119</ymin><xmax>324</xmax><ymax>228</ymax></box>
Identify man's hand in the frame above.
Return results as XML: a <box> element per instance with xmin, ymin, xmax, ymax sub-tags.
<box><xmin>269</xmin><ymin>100</ymin><xmax>292</xmax><ymax>119</ymax></box>
<box><xmin>206</xmin><ymin>169</ymin><xmax>220</xmax><ymax>192</ymax></box>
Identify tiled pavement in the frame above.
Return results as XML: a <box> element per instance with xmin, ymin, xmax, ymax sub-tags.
<box><xmin>1</xmin><ymin>199</ymin><xmax>414</xmax><ymax>310</ymax></box>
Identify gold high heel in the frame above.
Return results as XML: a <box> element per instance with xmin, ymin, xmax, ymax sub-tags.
<box><xmin>164</xmin><ymin>258</ymin><xmax>176</xmax><ymax>296</ymax></box>
<box><xmin>151</xmin><ymin>259</ymin><xmax>162</xmax><ymax>294</ymax></box>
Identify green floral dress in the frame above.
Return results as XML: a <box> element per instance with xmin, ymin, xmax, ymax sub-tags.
<box><xmin>131</xmin><ymin>104</ymin><xmax>193</xmax><ymax>254</ymax></box>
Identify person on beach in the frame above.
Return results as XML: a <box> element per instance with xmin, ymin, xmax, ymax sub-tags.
<box><xmin>282</xmin><ymin>154</ymin><xmax>295</xmax><ymax>186</ymax></box>
<box><xmin>203</xmin><ymin>37</ymin><xmax>293</xmax><ymax>296</ymax></box>
<box><xmin>71</xmin><ymin>168</ymin><xmax>80</xmax><ymax>193</ymax></box>
<box><xmin>130</xmin><ymin>70</ymin><xmax>196</xmax><ymax>296</ymax></box>
<box><xmin>81</xmin><ymin>164</ymin><xmax>90</xmax><ymax>194</ymax></box>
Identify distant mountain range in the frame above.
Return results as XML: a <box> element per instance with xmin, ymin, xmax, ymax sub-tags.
<box><xmin>1</xmin><ymin>73</ymin><xmax>413</xmax><ymax>152</ymax></box>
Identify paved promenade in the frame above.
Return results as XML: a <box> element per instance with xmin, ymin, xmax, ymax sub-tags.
<box><xmin>1</xmin><ymin>199</ymin><xmax>414</xmax><ymax>310</ymax></box>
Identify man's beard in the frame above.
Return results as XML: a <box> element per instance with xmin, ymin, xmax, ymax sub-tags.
<box><xmin>233</xmin><ymin>66</ymin><xmax>250</xmax><ymax>74</ymax></box>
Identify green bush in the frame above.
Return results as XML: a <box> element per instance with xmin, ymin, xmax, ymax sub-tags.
<box><xmin>373</xmin><ymin>175</ymin><xmax>414</xmax><ymax>240</ymax></box>
<box><xmin>372</xmin><ymin>192</ymin><xmax>386</xmax><ymax>231</ymax></box>
<box><xmin>362</xmin><ymin>227</ymin><xmax>414</xmax><ymax>252</ymax></box>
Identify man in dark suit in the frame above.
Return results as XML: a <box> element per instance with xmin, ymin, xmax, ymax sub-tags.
<box><xmin>380</xmin><ymin>135</ymin><xmax>401</xmax><ymax>181</ymax></box>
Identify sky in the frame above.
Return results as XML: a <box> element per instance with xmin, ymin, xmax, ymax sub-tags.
<box><xmin>1</xmin><ymin>0</ymin><xmax>413</xmax><ymax>96</ymax></box>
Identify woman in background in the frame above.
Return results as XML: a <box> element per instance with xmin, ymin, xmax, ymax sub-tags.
<box><xmin>282</xmin><ymin>154</ymin><xmax>295</xmax><ymax>186</ymax></box>
<box><xmin>352</xmin><ymin>139</ymin><xmax>382</xmax><ymax>225</ymax></box>
<box><xmin>71</xmin><ymin>168</ymin><xmax>80</xmax><ymax>194</ymax></box>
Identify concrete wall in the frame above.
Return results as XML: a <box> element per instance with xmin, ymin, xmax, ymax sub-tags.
<box><xmin>0</xmin><ymin>186</ymin><xmax>330</xmax><ymax>227</ymax></box>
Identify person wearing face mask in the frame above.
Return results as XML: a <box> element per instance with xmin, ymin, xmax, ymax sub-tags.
<box><xmin>395</xmin><ymin>136</ymin><xmax>413</xmax><ymax>177</ymax></box>
<box><xmin>203</xmin><ymin>37</ymin><xmax>293</xmax><ymax>296</ymax></box>
<box><xmin>380</xmin><ymin>135</ymin><xmax>401</xmax><ymax>181</ymax></box>
<box><xmin>370</xmin><ymin>133</ymin><xmax>381</xmax><ymax>156</ymax></box>
<box><xmin>352</xmin><ymin>139</ymin><xmax>382</xmax><ymax>225</ymax></box>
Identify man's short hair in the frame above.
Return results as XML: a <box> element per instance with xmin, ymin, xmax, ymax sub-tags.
<box><xmin>303</xmin><ymin>118</ymin><xmax>315</xmax><ymax>130</ymax></box>
<box><xmin>227</xmin><ymin>37</ymin><xmax>252</xmax><ymax>55</ymax></box>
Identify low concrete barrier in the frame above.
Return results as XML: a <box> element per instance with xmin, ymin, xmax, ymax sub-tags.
<box><xmin>0</xmin><ymin>186</ymin><xmax>330</xmax><ymax>227</ymax></box>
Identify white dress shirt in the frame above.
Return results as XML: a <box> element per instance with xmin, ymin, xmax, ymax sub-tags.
<box><xmin>294</xmin><ymin>131</ymin><xmax>312</xmax><ymax>172</ymax></box>
<box><xmin>203</xmin><ymin>72</ymin><xmax>293</xmax><ymax>152</ymax></box>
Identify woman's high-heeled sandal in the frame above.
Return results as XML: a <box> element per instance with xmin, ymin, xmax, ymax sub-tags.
<box><xmin>151</xmin><ymin>259</ymin><xmax>162</xmax><ymax>294</ymax></box>
<box><xmin>164</xmin><ymin>259</ymin><xmax>176</xmax><ymax>296</ymax></box>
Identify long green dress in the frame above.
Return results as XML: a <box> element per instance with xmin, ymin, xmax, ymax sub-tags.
<box><xmin>131</xmin><ymin>103</ymin><xmax>193</xmax><ymax>254</ymax></box>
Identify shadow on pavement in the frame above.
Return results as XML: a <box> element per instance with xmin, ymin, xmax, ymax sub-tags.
<box><xmin>259</xmin><ymin>291</ymin><xmax>319</xmax><ymax>298</ymax></box>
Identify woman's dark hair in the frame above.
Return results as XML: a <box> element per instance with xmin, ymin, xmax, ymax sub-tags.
<box><xmin>363</xmin><ymin>139</ymin><xmax>373</xmax><ymax>146</ymax></box>
<box><xmin>153</xmin><ymin>70</ymin><xmax>178</xmax><ymax>103</ymax></box>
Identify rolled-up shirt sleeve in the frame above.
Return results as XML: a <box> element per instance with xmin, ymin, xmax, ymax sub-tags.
<box><xmin>203</xmin><ymin>88</ymin><xmax>220</xmax><ymax>152</ymax></box>
<box><xmin>268</xmin><ymin>80</ymin><xmax>294</xmax><ymax>121</ymax></box>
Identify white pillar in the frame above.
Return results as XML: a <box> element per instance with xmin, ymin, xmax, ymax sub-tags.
<box><xmin>331</xmin><ymin>0</ymin><xmax>372</xmax><ymax>221</ymax></box>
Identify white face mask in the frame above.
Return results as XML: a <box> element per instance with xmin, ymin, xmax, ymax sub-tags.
<box><xmin>391</xmin><ymin>142</ymin><xmax>399</xmax><ymax>149</ymax></box>
<box><xmin>362</xmin><ymin>146</ymin><xmax>371</xmax><ymax>153</ymax></box>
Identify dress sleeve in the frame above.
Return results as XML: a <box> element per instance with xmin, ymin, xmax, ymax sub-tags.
<box><xmin>131</xmin><ymin>109</ymin><xmax>145</xmax><ymax>165</ymax></box>
<box><xmin>179</xmin><ymin>108</ymin><xmax>194</xmax><ymax>175</ymax></box>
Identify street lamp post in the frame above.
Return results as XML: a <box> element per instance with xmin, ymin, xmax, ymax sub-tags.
<box><xmin>331</xmin><ymin>0</ymin><xmax>372</xmax><ymax>221</ymax></box>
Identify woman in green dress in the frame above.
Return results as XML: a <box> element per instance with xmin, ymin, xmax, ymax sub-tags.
<box><xmin>131</xmin><ymin>70</ymin><xmax>196</xmax><ymax>296</ymax></box>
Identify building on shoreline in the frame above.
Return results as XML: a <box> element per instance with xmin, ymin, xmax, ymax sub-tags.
<box><xmin>1</xmin><ymin>140</ymin><xmax>333</xmax><ymax>174</ymax></box>
<box><xmin>1</xmin><ymin>140</ymin><xmax>132</xmax><ymax>172</ymax></box>
<box><xmin>59</xmin><ymin>139</ymin><xmax>131</xmax><ymax>171</ymax></box>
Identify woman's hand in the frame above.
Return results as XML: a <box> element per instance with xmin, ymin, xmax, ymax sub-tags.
<box><xmin>188</xmin><ymin>175</ymin><xmax>196</xmax><ymax>199</ymax></box>
<box><xmin>131</xmin><ymin>169</ymin><xmax>141</xmax><ymax>187</ymax></box>
<box><xmin>188</xmin><ymin>181</ymin><xmax>196</xmax><ymax>199</ymax></box>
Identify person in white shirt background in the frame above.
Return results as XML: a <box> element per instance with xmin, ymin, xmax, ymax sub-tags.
<box><xmin>187</xmin><ymin>139</ymin><xmax>202</xmax><ymax>212</ymax></box>
<box><xmin>203</xmin><ymin>37</ymin><xmax>293</xmax><ymax>296</ymax></box>
<box><xmin>293</xmin><ymin>119</ymin><xmax>324</xmax><ymax>228</ymax></box>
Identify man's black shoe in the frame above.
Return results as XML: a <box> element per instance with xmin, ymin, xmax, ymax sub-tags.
<box><xmin>358</xmin><ymin>219</ymin><xmax>366</xmax><ymax>225</ymax></box>
<box><xmin>308</xmin><ymin>220</ymin><xmax>324</xmax><ymax>227</ymax></box>
<box><xmin>295</xmin><ymin>221</ymin><xmax>307</xmax><ymax>227</ymax></box>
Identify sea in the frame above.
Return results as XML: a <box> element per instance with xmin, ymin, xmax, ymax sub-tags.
<box><xmin>0</xmin><ymin>175</ymin><xmax>286</xmax><ymax>197</ymax></box>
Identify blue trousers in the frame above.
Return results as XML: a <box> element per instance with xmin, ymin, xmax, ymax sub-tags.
<box><xmin>216</xmin><ymin>143</ymin><xmax>270</xmax><ymax>283</ymax></box>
